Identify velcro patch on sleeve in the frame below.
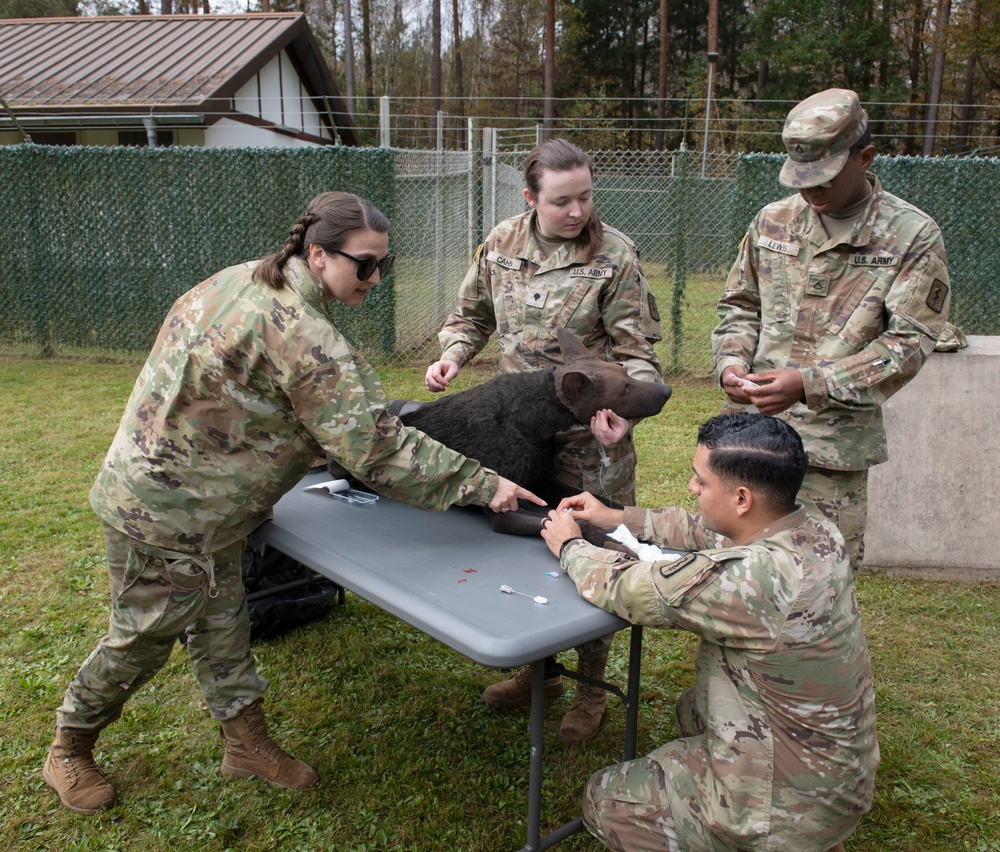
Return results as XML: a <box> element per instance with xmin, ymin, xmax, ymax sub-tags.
<box><xmin>927</xmin><ymin>279</ymin><xmax>948</xmax><ymax>313</ymax></box>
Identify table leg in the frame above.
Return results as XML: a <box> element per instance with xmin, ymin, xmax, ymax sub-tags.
<box><xmin>520</xmin><ymin>627</ymin><xmax>644</xmax><ymax>851</ymax></box>
<box><xmin>524</xmin><ymin>659</ymin><xmax>545</xmax><ymax>851</ymax></box>
<box><xmin>625</xmin><ymin>624</ymin><xmax>643</xmax><ymax>759</ymax></box>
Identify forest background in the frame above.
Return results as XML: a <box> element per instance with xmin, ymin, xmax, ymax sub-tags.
<box><xmin>3</xmin><ymin>0</ymin><xmax>999</xmax><ymax>157</ymax></box>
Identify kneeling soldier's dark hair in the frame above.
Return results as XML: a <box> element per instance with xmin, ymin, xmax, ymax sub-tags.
<box><xmin>697</xmin><ymin>412</ymin><xmax>807</xmax><ymax>513</ymax></box>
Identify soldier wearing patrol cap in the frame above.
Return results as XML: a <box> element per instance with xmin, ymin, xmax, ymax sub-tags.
<box><xmin>712</xmin><ymin>88</ymin><xmax>953</xmax><ymax>571</ymax></box>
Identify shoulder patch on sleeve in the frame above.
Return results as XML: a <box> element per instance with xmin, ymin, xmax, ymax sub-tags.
<box><xmin>658</xmin><ymin>552</ymin><xmax>698</xmax><ymax>579</ymax></box>
<box><xmin>927</xmin><ymin>278</ymin><xmax>948</xmax><ymax>313</ymax></box>
<box><xmin>647</xmin><ymin>291</ymin><xmax>660</xmax><ymax>324</ymax></box>
<box><xmin>651</xmin><ymin>551</ymin><xmax>724</xmax><ymax>606</ymax></box>
<box><xmin>899</xmin><ymin>252</ymin><xmax>951</xmax><ymax>335</ymax></box>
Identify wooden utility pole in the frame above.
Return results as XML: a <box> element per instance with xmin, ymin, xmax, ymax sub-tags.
<box><xmin>361</xmin><ymin>0</ymin><xmax>375</xmax><ymax>112</ymax></box>
<box><xmin>343</xmin><ymin>0</ymin><xmax>356</xmax><ymax>119</ymax></box>
<box><xmin>922</xmin><ymin>0</ymin><xmax>951</xmax><ymax>156</ymax></box>
<box><xmin>543</xmin><ymin>0</ymin><xmax>555</xmax><ymax>139</ymax></box>
<box><xmin>451</xmin><ymin>0</ymin><xmax>464</xmax><ymax>116</ymax></box>
<box><xmin>702</xmin><ymin>0</ymin><xmax>718</xmax><ymax>174</ymax></box>
<box><xmin>431</xmin><ymin>0</ymin><xmax>442</xmax><ymax>118</ymax></box>
<box><xmin>955</xmin><ymin>0</ymin><xmax>981</xmax><ymax>155</ymax></box>
<box><xmin>654</xmin><ymin>0</ymin><xmax>668</xmax><ymax>150</ymax></box>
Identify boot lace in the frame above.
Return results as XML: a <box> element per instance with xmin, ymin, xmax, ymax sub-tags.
<box><xmin>243</xmin><ymin>714</ymin><xmax>290</xmax><ymax>767</ymax></box>
<box><xmin>57</xmin><ymin>752</ymin><xmax>102</xmax><ymax>785</ymax></box>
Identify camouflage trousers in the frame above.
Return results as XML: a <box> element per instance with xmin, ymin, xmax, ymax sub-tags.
<box><xmin>55</xmin><ymin>522</ymin><xmax>268</xmax><ymax>732</ymax></box>
<box><xmin>555</xmin><ymin>426</ymin><xmax>635</xmax><ymax>661</ymax></box>
<box><xmin>583</xmin><ymin>687</ymin><xmax>730</xmax><ymax>851</ymax></box>
<box><xmin>798</xmin><ymin>467</ymin><xmax>869</xmax><ymax>573</ymax></box>
<box><xmin>583</xmin><ymin>687</ymin><xmax>863</xmax><ymax>850</ymax></box>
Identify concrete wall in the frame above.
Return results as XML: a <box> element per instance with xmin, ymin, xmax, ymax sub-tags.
<box><xmin>864</xmin><ymin>336</ymin><xmax>1000</xmax><ymax>581</ymax></box>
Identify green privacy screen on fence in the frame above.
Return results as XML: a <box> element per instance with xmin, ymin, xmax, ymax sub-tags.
<box><xmin>1</xmin><ymin>144</ymin><xmax>997</xmax><ymax>372</ymax></box>
<box><xmin>0</xmin><ymin>145</ymin><xmax>396</xmax><ymax>359</ymax></box>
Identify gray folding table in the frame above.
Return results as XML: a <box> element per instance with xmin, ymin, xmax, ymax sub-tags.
<box><xmin>256</xmin><ymin>468</ymin><xmax>645</xmax><ymax>851</ymax></box>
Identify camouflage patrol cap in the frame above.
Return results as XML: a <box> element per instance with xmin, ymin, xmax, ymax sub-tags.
<box><xmin>779</xmin><ymin>89</ymin><xmax>869</xmax><ymax>189</ymax></box>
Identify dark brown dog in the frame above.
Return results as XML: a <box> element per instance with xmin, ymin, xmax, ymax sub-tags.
<box><xmin>330</xmin><ymin>329</ymin><xmax>671</xmax><ymax>542</ymax></box>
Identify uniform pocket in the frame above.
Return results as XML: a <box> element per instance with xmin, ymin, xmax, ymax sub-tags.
<box><xmin>116</xmin><ymin>544</ymin><xmax>210</xmax><ymax>637</ymax></box>
<box><xmin>90</xmin><ymin>647</ymin><xmax>146</xmax><ymax>694</ymax></box>
<box><xmin>827</xmin><ymin>272</ymin><xmax>884</xmax><ymax>352</ymax></box>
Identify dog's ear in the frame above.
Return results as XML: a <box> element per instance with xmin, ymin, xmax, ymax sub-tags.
<box><xmin>556</xmin><ymin>368</ymin><xmax>613</xmax><ymax>422</ymax></box>
<box><xmin>556</xmin><ymin>328</ymin><xmax>591</xmax><ymax>364</ymax></box>
<box><xmin>556</xmin><ymin>369</ymin><xmax>595</xmax><ymax>404</ymax></box>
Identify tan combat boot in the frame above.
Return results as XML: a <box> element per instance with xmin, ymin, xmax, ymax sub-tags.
<box><xmin>482</xmin><ymin>665</ymin><xmax>564</xmax><ymax>708</ymax></box>
<box><xmin>219</xmin><ymin>698</ymin><xmax>318</xmax><ymax>790</ymax></box>
<box><xmin>558</xmin><ymin>655</ymin><xmax>609</xmax><ymax>744</ymax></box>
<box><xmin>42</xmin><ymin>728</ymin><xmax>117</xmax><ymax>813</ymax></box>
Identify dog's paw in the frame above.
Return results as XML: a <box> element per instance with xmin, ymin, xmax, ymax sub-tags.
<box><xmin>578</xmin><ymin>520</ymin><xmax>639</xmax><ymax>560</ymax></box>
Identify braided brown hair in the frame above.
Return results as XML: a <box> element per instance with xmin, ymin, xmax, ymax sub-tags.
<box><xmin>254</xmin><ymin>191</ymin><xmax>391</xmax><ymax>290</ymax></box>
<box><xmin>523</xmin><ymin>138</ymin><xmax>604</xmax><ymax>261</ymax></box>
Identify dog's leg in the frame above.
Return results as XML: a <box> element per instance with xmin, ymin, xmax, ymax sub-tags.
<box><xmin>486</xmin><ymin>502</ymin><xmax>548</xmax><ymax>537</ymax></box>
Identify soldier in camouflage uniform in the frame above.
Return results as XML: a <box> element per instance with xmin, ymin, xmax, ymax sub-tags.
<box><xmin>43</xmin><ymin>191</ymin><xmax>541</xmax><ymax>814</ymax></box>
<box><xmin>540</xmin><ymin>412</ymin><xmax>878</xmax><ymax>851</ymax></box>
<box><xmin>713</xmin><ymin>88</ymin><xmax>952</xmax><ymax>571</ymax></box>
<box><xmin>425</xmin><ymin>138</ymin><xmax>665</xmax><ymax>743</ymax></box>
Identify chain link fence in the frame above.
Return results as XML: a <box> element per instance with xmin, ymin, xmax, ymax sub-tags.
<box><xmin>1</xmin><ymin>143</ymin><xmax>997</xmax><ymax>374</ymax></box>
<box><xmin>390</xmin><ymin>142</ymin><xmax>738</xmax><ymax>375</ymax></box>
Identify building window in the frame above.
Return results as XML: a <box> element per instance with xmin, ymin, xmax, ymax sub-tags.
<box><xmin>31</xmin><ymin>131</ymin><xmax>77</xmax><ymax>146</ymax></box>
<box><xmin>118</xmin><ymin>129</ymin><xmax>175</xmax><ymax>147</ymax></box>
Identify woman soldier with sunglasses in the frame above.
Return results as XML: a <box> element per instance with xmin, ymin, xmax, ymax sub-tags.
<box><xmin>43</xmin><ymin>191</ymin><xmax>543</xmax><ymax>815</ymax></box>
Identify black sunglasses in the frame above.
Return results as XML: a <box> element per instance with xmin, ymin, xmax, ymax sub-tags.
<box><xmin>327</xmin><ymin>248</ymin><xmax>395</xmax><ymax>281</ymax></box>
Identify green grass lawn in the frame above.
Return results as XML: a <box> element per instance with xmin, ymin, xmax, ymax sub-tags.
<box><xmin>1</xmin><ymin>358</ymin><xmax>998</xmax><ymax>851</ymax></box>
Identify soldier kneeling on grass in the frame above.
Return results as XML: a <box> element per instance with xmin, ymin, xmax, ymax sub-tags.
<box><xmin>540</xmin><ymin>412</ymin><xmax>879</xmax><ymax>852</ymax></box>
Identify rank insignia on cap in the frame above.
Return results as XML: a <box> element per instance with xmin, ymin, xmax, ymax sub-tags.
<box><xmin>927</xmin><ymin>279</ymin><xmax>948</xmax><ymax>313</ymax></box>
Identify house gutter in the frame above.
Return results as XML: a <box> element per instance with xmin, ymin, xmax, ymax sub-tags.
<box><xmin>0</xmin><ymin>94</ymin><xmax>33</xmax><ymax>143</ymax></box>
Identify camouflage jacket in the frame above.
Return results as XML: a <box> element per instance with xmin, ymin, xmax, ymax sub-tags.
<box><xmin>712</xmin><ymin>174</ymin><xmax>951</xmax><ymax>470</ymax></box>
<box><xmin>91</xmin><ymin>257</ymin><xmax>497</xmax><ymax>553</ymax></box>
<box><xmin>561</xmin><ymin>506</ymin><xmax>878</xmax><ymax>848</ymax></box>
<box><xmin>438</xmin><ymin>210</ymin><xmax>663</xmax><ymax>381</ymax></box>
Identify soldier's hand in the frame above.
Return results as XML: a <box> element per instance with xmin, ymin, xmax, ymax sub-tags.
<box><xmin>744</xmin><ymin>368</ymin><xmax>805</xmax><ymax>415</ymax></box>
<box><xmin>556</xmin><ymin>492</ymin><xmax>625</xmax><ymax>531</ymax></box>
<box><xmin>540</xmin><ymin>509</ymin><xmax>582</xmax><ymax>558</ymax></box>
<box><xmin>590</xmin><ymin>409</ymin><xmax>630</xmax><ymax>446</ymax></box>
<box><xmin>425</xmin><ymin>360</ymin><xmax>459</xmax><ymax>392</ymax></box>
<box><xmin>721</xmin><ymin>365</ymin><xmax>754</xmax><ymax>404</ymax></box>
<box><xmin>489</xmin><ymin>477</ymin><xmax>546</xmax><ymax>514</ymax></box>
